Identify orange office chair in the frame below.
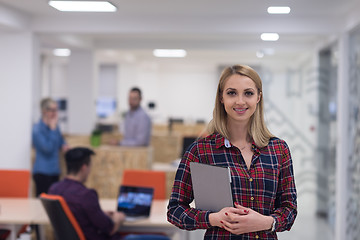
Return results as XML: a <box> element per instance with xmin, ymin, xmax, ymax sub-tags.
<box><xmin>0</xmin><ymin>169</ymin><xmax>30</xmax><ymax>197</ymax></box>
<box><xmin>122</xmin><ymin>169</ymin><xmax>166</xmax><ymax>199</ymax></box>
<box><xmin>40</xmin><ymin>193</ymin><xmax>86</xmax><ymax>240</ymax></box>
<box><xmin>121</xmin><ymin>170</ymin><xmax>170</xmax><ymax>239</ymax></box>
<box><xmin>0</xmin><ymin>169</ymin><xmax>30</xmax><ymax>239</ymax></box>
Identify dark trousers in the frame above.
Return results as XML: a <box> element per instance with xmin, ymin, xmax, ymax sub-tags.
<box><xmin>32</xmin><ymin>174</ymin><xmax>59</xmax><ymax>240</ymax></box>
<box><xmin>33</xmin><ymin>173</ymin><xmax>59</xmax><ymax>197</ymax></box>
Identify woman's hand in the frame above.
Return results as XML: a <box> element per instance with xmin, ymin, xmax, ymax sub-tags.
<box><xmin>48</xmin><ymin>114</ymin><xmax>58</xmax><ymax>130</ymax></box>
<box><xmin>220</xmin><ymin>203</ymin><xmax>274</xmax><ymax>235</ymax></box>
<box><xmin>44</xmin><ymin>112</ymin><xmax>58</xmax><ymax>130</ymax></box>
<box><xmin>209</xmin><ymin>205</ymin><xmax>249</xmax><ymax>228</ymax></box>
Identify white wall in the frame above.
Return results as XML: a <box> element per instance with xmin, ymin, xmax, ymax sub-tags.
<box><xmin>0</xmin><ymin>32</ymin><xmax>39</xmax><ymax>169</ymax></box>
<box><xmin>116</xmin><ymin>60</ymin><xmax>218</xmax><ymax>124</ymax></box>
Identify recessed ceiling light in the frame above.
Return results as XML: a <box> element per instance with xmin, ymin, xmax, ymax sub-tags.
<box><xmin>53</xmin><ymin>48</ymin><xmax>71</xmax><ymax>57</ymax></box>
<box><xmin>49</xmin><ymin>1</ymin><xmax>117</xmax><ymax>12</ymax></box>
<box><xmin>153</xmin><ymin>49</ymin><xmax>187</xmax><ymax>58</ymax></box>
<box><xmin>261</xmin><ymin>33</ymin><xmax>279</xmax><ymax>41</ymax></box>
<box><xmin>267</xmin><ymin>6</ymin><xmax>291</xmax><ymax>14</ymax></box>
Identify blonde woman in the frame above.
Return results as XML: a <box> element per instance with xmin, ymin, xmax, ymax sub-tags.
<box><xmin>167</xmin><ymin>65</ymin><xmax>297</xmax><ymax>239</ymax></box>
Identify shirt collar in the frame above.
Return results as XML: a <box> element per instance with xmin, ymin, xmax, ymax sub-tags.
<box><xmin>224</xmin><ymin>138</ymin><xmax>231</xmax><ymax>148</ymax></box>
<box><xmin>251</xmin><ymin>141</ymin><xmax>261</xmax><ymax>155</ymax></box>
<box><xmin>214</xmin><ymin>132</ymin><xmax>261</xmax><ymax>155</ymax></box>
<box><xmin>130</xmin><ymin>106</ymin><xmax>141</xmax><ymax>112</ymax></box>
<box><xmin>214</xmin><ymin>133</ymin><xmax>237</xmax><ymax>149</ymax></box>
<box><xmin>64</xmin><ymin>177</ymin><xmax>85</xmax><ymax>186</ymax></box>
<box><xmin>214</xmin><ymin>133</ymin><xmax>227</xmax><ymax>149</ymax></box>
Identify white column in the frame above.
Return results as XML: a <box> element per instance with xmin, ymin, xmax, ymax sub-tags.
<box><xmin>335</xmin><ymin>32</ymin><xmax>349</xmax><ymax>240</ymax></box>
<box><xmin>67</xmin><ymin>50</ymin><xmax>96</xmax><ymax>134</ymax></box>
<box><xmin>0</xmin><ymin>32</ymin><xmax>40</xmax><ymax>169</ymax></box>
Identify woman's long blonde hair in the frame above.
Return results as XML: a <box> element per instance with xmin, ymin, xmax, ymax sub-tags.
<box><xmin>207</xmin><ymin>64</ymin><xmax>274</xmax><ymax>148</ymax></box>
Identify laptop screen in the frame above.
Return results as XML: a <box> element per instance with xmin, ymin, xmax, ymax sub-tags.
<box><xmin>117</xmin><ymin>185</ymin><xmax>154</xmax><ymax>217</ymax></box>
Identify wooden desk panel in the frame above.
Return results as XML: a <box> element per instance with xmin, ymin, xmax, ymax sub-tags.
<box><xmin>151</xmin><ymin>134</ymin><xmax>182</xmax><ymax>164</ymax></box>
<box><xmin>85</xmin><ymin>145</ymin><xmax>153</xmax><ymax>198</ymax></box>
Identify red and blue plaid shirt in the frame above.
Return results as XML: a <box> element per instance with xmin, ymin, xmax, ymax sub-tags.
<box><xmin>167</xmin><ymin>133</ymin><xmax>297</xmax><ymax>239</ymax></box>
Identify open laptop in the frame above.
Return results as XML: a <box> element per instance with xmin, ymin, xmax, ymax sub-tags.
<box><xmin>116</xmin><ymin>185</ymin><xmax>154</xmax><ymax>221</ymax></box>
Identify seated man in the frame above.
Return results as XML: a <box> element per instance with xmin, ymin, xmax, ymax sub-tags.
<box><xmin>49</xmin><ymin>147</ymin><xmax>125</xmax><ymax>240</ymax></box>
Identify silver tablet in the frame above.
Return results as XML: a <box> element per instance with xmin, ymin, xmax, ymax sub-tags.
<box><xmin>190</xmin><ymin>162</ymin><xmax>234</xmax><ymax>212</ymax></box>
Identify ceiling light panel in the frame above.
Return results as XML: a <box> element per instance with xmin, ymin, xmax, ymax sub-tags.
<box><xmin>53</xmin><ymin>48</ymin><xmax>71</xmax><ymax>57</ymax></box>
<box><xmin>49</xmin><ymin>1</ymin><xmax>117</xmax><ymax>12</ymax></box>
<box><xmin>153</xmin><ymin>49</ymin><xmax>187</xmax><ymax>58</ymax></box>
<box><xmin>261</xmin><ymin>33</ymin><xmax>279</xmax><ymax>41</ymax></box>
<box><xmin>267</xmin><ymin>6</ymin><xmax>291</xmax><ymax>14</ymax></box>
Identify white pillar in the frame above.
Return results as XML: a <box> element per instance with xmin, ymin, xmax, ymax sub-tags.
<box><xmin>0</xmin><ymin>32</ymin><xmax>40</xmax><ymax>169</ymax></box>
<box><xmin>335</xmin><ymin>32</ymin><xmax>349</xmax><ymax>240</ymax></box>
<box><xmin>67</xmin><ymin>50</ymin><xmax>96</xmax><ymax>134</ymax></box>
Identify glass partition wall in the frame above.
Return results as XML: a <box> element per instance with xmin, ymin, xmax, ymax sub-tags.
<box><xmin>317</xmin><ymin>46</ymin><xmax>338</xmax><ymax>231</ymax></box>
<box><xmin>347</xmin><ymin>26</ymin><xmax>360</xmax><ymax>240</ymax></box>
<box><xmin>318</xmin><ymin>27</ymin><xmax>360</xmax><ymax>239</ymax></box>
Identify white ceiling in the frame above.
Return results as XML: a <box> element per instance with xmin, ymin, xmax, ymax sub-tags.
<box><xmin>1</xmin><ymin>0</ymin><xmax>360</xmax><ymax>57</ymax></box>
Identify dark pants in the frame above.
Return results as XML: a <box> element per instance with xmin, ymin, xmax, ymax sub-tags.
<box><xmin>32</xmin><ymin>174</ymin><xmax>59</xmax><ymax>240</ymax></box>
<box><xmin>33</xmin><ymin>173</ymin><xmax>59</xmax><ymax>197</ymax></box>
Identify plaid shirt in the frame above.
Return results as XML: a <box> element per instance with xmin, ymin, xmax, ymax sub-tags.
<box><xmin>167</xmin><ymin>133</ymin><xmax>297</xmax><ymax>240</ymax></box>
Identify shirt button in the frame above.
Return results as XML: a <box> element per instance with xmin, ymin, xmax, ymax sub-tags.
<box><xmin>250</xmin><ymin>197</ymin><xmax>254</xmax><ymax>201</ymax></box>
<box><xmin>255</xmin><ymin>235</ymin><xmax>259</xmax><ymax>239</ymax></box>
<box><xmin>249</xmin><ymin>178</ymin><xmax>253</xmax><ymax>182</ymax></box>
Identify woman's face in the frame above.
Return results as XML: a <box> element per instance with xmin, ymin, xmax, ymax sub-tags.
<box><xmin>43</xmin><ymin>102</ymin><xmax>58</xmax><ymax>120</ymax></box>
<box><xmin>221</xmin><ymin>74</ymin><xmax>261</xmax><ymax>125</ymax></box>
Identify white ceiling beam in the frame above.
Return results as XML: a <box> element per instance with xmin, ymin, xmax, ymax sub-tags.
<box><xmin>0</xmin><ymin>4</ymin><xmax>30</xmax><ymax>31</ymax></box>
<box><xmin>345</xmin><ymin>0</ymin><xmax>360</xmax><ymax>31</ymax></box>
<box><xmin>31</xmin><ymin>15</ymin><xmax>345</xmax><ymax>35</ymax></box>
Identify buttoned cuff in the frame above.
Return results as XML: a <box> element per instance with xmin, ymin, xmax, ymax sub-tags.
<box><xmin>196</xmin><ymin>211</ymin><xmax>212</xmax><ymax>229</ymax></box>
<box><xmin>270</xmin><ymin>214</ymin><xmax>279</xmax><ymax>232</ymax></box>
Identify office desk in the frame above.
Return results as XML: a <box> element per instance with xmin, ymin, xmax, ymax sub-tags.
<box><xmin>101</xmin><ymin>199</ymin><xmax>170</xmax><ymax>227</ymax></box>
<box><xmin>101</xmin><ymin>199</ymin><xmax>187</xmax><ymax>238</ymax></box>
<box><xmin>0</xmin><ymin>198</ymin><xmax>187</xmax><ymax>240</ymax></box>
<box><xmin>0</xmin><ymin>198</ymin><xmax>47</xmax><ymax>240</ymax></box>
<box><xmin>0</xmin><ymin>198</ymin><xmax>47</xmax><ymax>224</ymax></box>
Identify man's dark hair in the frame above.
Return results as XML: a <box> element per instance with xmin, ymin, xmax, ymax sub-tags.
<box><xmin>65</xmin><ymin>147</ymin><xmax>95</xmax><ymax>175</ymax></box>
<box><xmin>130</xmin><ymin>87</ymin><xmax>142</xmax><ymax>98</ymax></box>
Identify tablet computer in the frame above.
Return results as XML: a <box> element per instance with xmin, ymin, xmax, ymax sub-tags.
<box><xmin>190</xmin><ymin>162</ymin><xmax>234</xmax><ymax>212</ymax></box>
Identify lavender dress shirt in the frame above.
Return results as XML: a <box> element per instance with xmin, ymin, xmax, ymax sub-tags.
<box><xmin>121</xmin><ymin>106</ymin><xmax>151</xmax><ymax>146</ymax></box>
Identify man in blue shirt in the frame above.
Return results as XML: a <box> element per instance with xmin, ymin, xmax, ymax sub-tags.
<box><xmin>120</xmin><ymin>87</ymin><xmax>152</xmax><ymax>146</ymax></box>
<box><xmin>32</xmin><ymin>98</ymin><xmax>69</xmax><ymax>196</ymax></box>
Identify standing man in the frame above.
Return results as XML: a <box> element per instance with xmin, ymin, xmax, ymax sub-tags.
<box><xmin>120</xmin><ymin>87</ymin><xmax>152</xmax><ymax>146</ymax></box>
<box><xmin>49</xmin><ymin>147</ymin><xmax>126</xmax><ymax>240</ymax></box>
<box><xmin>32</xmin><ymin>97</ymin><xmax>69</xmax><ymax>196</ymax></box>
